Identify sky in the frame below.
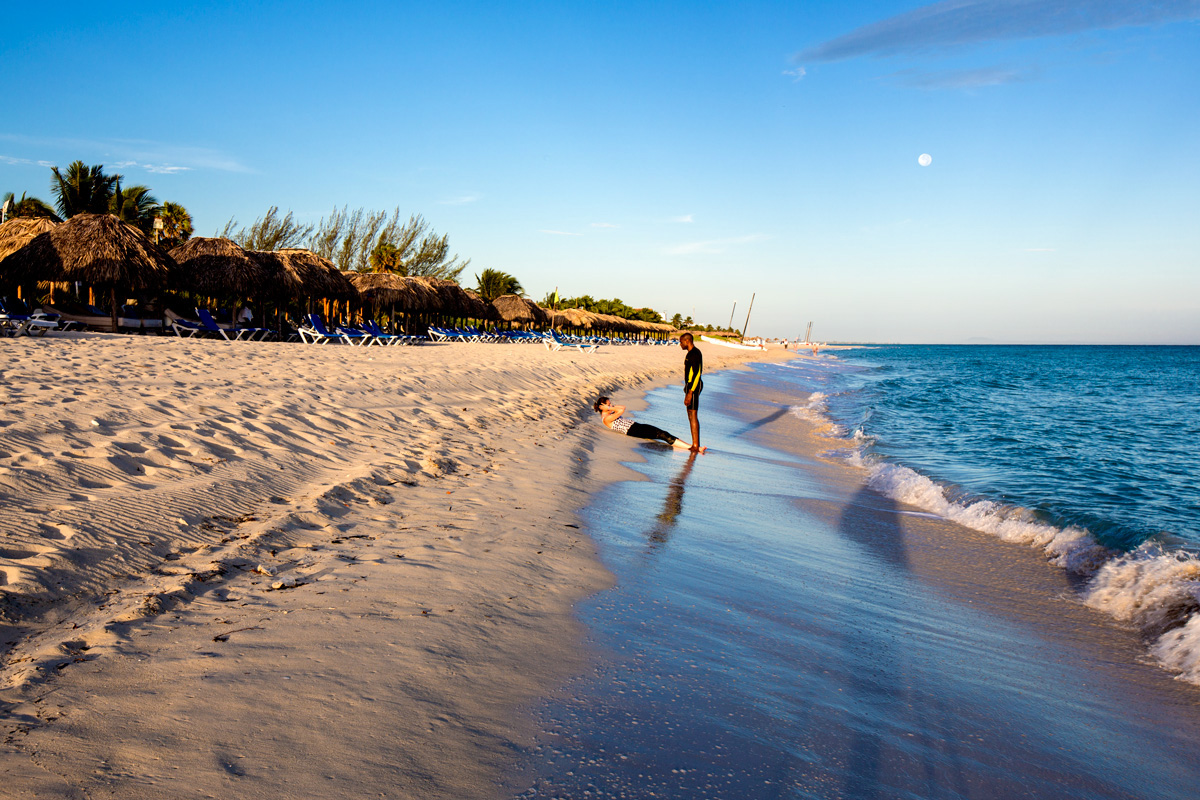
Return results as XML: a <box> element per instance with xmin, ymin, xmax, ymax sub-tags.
<box><xmin>3</xmin><ymin>1</ymin><xmax>1198</xmax><ymax>343</ymax></box>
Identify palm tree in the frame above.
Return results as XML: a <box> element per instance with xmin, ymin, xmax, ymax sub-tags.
<box><xmin>2</xmin><ymin>191</ymin><xmax>60</xmax><ymax>220</ymax></box>
<box><xmin>475</xmin><ymin>268</ymin><xmax>523</xmax><ymax>302</ymax></box>
<box><xmin>157</xmin><ymin>202</ymin><xmax>193</xmax><ymax>248</ymax></box>
<box><xmin>50</xmin><ymin>161</ymin><xmax>118</xmax><ymax>218</ymax></box>
<box><xmin>110</xmin><ymin>182</ymin><xmax>161</xmax><ymax>234</ymax></box>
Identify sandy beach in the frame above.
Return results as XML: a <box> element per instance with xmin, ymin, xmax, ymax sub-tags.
<box><xmin>0</xmin><ymin>333</ymin><xmax>784</xmax><ymax>798</ymax></box>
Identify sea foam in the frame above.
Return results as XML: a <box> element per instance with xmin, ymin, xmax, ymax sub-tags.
<box><xmin>794</xmin><ymin>396</ymin><xmax>1200</xmax><ymax>685</ymax></box>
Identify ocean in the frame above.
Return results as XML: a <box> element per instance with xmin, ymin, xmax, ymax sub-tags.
<box><xmin>792</xmin><ymin>345</ymin><xmax>1200</xmax><ymax>681</ymax></box>
<box><xmin>508</xmin><ymin>347</ymin><xmax>1200</xmax><ymax>799</ymax></box>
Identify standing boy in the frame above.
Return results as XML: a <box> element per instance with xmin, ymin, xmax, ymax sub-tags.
<box><xmin>679</xmin><ymin>333</ymin><xmax>703</xmax><ymax>452</ymax></box>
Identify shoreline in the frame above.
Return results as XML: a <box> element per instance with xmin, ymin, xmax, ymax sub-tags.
<box><xmin>508</xmin><ymin>355</ymin><xmax>1200</xmax><ymax>798</ymax></box>
<box><xmin>0</xmin><ymin>334</ymin><xmax>783</xmax><ymax>797</ymax></box>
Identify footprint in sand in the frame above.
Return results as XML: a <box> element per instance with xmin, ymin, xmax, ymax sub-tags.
<box><xmin>36</xmin><ymin>523</ymin><xmax>78</xmax><ymax>541</ymax></box>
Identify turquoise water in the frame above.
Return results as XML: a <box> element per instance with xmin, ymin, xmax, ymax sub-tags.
<box><xmin>509</xmin><ymin>353</ymin><xmax>1200</xmax><ymax>798</ymax></box>
<box><xmin>807</xmin><ymin>345</ymin><xmax>1200</xmax><ymax>553</ymax></box>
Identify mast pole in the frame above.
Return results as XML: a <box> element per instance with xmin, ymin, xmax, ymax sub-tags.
<box><xmin>741</xmin><ymin>293</ymin><xmax>756</xmax><ymax>343</ymax></box>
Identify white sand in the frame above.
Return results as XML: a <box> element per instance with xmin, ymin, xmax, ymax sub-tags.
<box><xmin>0</xmin><ymin>333</ymin><xmax>779</xmax><ymax>798</ymax></box>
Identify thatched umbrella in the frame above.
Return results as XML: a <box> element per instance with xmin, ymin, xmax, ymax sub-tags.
<box><xmin>462</xmin><ymin>288</ymin><xmax>498</xmax><ymax>321</ymax></box>
<box><xmin>277</xmin><ymin>249</ymin><xmax>357</xmax><ymax>300</ymax></box>
<box><xmin>170</xmin><ymin>237</ymin><xmax>266</xmax><ymax>298</ymax></box>
<box><xmin>0</xmin><ymin>216</ymin><xmax>58</xmax><ymax>263</ymax></box>
<box><xmin>491</xmin><ymin>294</ymin><xmax>549</xmax><ymax>326</ymax></box>
<box><xmin>0</xmin><ymin>213</ymin><xmax>176</xmax><ymax>332</ymax></box>
<box><xmin>347</xmin><ymin>271</ymin><xmax>411</xmax><ymax>307</ymax></box>
<box><xmin>553</xmin><ymin>307</ymin><xmax>594</xmax><ymax>329</ymax></box>
<box><xmin>247</xmin><ymin>250</ymin><xmax>302</xmax><ymax>300</ymax></box>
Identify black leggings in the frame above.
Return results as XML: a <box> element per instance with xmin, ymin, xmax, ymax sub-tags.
<box><xmin>627</xmin><ymin>421</ymin><xmax>678</xmax><ymax>445</ymax></box>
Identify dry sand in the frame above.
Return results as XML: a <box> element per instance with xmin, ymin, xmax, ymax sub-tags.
<box><xmin>0</xmin><ymin>333</ymin><xmax>783</xmax><ymax>799</ymax></box>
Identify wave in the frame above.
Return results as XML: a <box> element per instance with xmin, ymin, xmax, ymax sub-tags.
<box><xmin>791</xmin><ymin>398</ymin><xmax>1200</xmax><ymax>686</ymax></box>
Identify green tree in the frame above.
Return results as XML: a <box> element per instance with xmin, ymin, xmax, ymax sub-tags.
<box><xmin>475</xmin><ymin>268</ymin><xmax>523</xmax><ymax>302</ymax></box>
<box><xmin>369</xmin><ymin>241</ymin><xmax>403</xmax><ymax>272</ymax></box>
<box><xmin>50</xmin><ymin>161</ymin><xmax>118</xmax><ymax>218</ymax></box>
<box><xmin>110</xmin><ymin>181</ymin><xmax>161</xmax><ymax>233</ymax></box>
<box><xmin>158</xmin><ymin>202</ymin><xmax>193</xmax><ymax>248</ymax></box>
<box><xmin>670</xmin><ymin>313</ymin><xmax>683</xmax><ymax>328</ymax></box>
<box><xmin>2</xmin><ymin>191</ymin><xmax>59</xmax><ymax>220</ymax></box>
<box><xmin>219</xmin><ymin>206</ymin><xmax>314</xmax><ymax>251</ymax></box>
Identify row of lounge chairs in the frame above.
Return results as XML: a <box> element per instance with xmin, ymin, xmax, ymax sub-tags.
<box><xmin>427</xmin><ymin>326</ymin><xmax>663</xmax><ymax>352</ymax></box>
<box><xmin>296</xmin><ymin>315</ymin><xmax>426</xmax><ymax>346</ymax></box>
<box><xmin>0</xmin><ymin>297</ymin><xmax>84</xmax><ymax>337</ymax></box>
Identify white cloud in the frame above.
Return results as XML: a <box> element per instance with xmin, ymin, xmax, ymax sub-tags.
<box><xmin>664</xmin><ymin>233</ymin><xmax>767</xmax><ymax>255</ymax></box>
<box><xmin>0</xmin><ymin>134</ymin><xmax>250</xmax><ymax>173</ymax></box>
<box><xmin>539</xmin><ymin>229</ymin><xmax>583</xmax><ymax>236</ymax></box>
<box><xmin>783</xmin><ymin>67</ymin><xmax>807</xmax><ymax>82</ymax></box>
<box><xmin>438</xmin><ymin>192</ymin><xmax>482</xmax><ymax>205</ymax></box>
<box><xmin>671</xmin><ymin>214</ymin><xmax>694</xmax><ymax>223</ymax></box>
<box><xmin>590</xmin><ymin>222</ymin><xmax>618</xmax><ymax>228</ymax></box>
<box><xmin>799</xmin><ymin>0</ymin><xmax>1200</xmax><ymax>62</ymax></box>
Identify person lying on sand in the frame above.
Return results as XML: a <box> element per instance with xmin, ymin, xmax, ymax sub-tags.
<box><xmin>593</xmin><ymin>396</ymin><xmax>706</xmax><ymax>453</ymax></box>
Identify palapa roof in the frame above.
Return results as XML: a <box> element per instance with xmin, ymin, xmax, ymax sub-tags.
<box><xmin>247</xmin><ymin>250</ymin><xmax>304</xmax><ymax>299</ymax></box>
<box><xmin>0</xmin><ymin>216</ymin><xmax>59</xmax><ymax>262</ymax></box>
<box><xmin>0</xmin><ymin>213</ymin><xmax>176</xmax><ymax>289</ymax></box>
<box><xmin>492</xmin><ymin>294</ymin><xmax>550</xmax><ymax>325</ymax></box>
<box><xmin>347</xmin><ymin>271</ymin><xmax>412</xmax><ymax>308</ymax></box>
<box><xmin>170</xmin><ymin>237</ymin><xmax>266</xmax><ymax>298</ymax></box>
<box><xmin>277</xmin><ymin>248</ymin><xmax>357</xmax><ymax>300</ymax></box>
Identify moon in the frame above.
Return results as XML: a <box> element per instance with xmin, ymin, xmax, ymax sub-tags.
<box><xmin>918</xmin><ymin>153</ymin><xmax>932</xmax><ymax>167</ymax></box>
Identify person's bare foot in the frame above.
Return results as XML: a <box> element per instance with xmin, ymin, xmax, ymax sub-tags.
<box><xmin>689</xmin><ymin>445</ymin><xmax>707</xmax><ymax>454</ymax></box>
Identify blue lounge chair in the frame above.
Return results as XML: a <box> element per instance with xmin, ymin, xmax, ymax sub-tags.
<box><xmin>362</xmin><ymin>320</ymin><xmax>403</xmax><ymax>346</ymax></box>
<box><xmin>299</xmin><ymin>314</ymin><xmax>367</xmax><ymax>345</ymax></box>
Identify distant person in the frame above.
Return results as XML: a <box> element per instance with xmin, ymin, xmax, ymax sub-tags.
<box><xmin>679</xmin><ymin>332</ymin><xmax>703</xmax><ymax>452</ymax></box>
<box><xmin>593</xmin><ymin>397</ymin><xmax>705</xmax><ymax>453</ymax></box>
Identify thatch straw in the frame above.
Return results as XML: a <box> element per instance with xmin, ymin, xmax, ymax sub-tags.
<box><xmin>491</xmin><ymin>294</ymin><xmax>549</xmax><ymax>325</ymax></box>
<box><xmin>277</xmin><ymin>248</ymin><xmax>357</xmax><ymax>300</ymax></box>
<box><xmin>170</xmin><ymin>237</ymin><xmax>265</xmax><ymax>298</ymax></box>
<box><xmin>247</xmin><ymin>250</ymin><xmax>303</xmax><ymax>300</ymax></box>
<box><xmin>0</xmin><ymin>213</ymin><xmax>176</xmax><ymax>289</ymax></box>
<box><xmin>0</xmin><ymin>217</ymin><xmax>58</xmax><ymax>263</ymax></box>
<box><xmin>347</xmin><ymin>271</ymin><xmax>413</xmax><ymax>308</ymax></box>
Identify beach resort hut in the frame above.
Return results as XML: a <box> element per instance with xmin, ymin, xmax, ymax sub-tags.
<box><xmin>491</xmin><ymin>294</ymin><xmax>549</xmax><ymax>328</ymax></box>
<box><xmin>0</xmin><ymin>216</ymin><xmax>58</xmax><ymax>263</ymax></box>
<box><xmin>0</xmin><ymin>216</ymin><xmax>60</xmax><ymax>306</ymax></box>
<box><xmin>276</xmin><ymin>249</ymin><xmax>357</xmax><ymax>301</ymax></box>
<box><xmin>0</xmin><ymin>213</ymin><xmax>176</xmax><ymax>332</ymax></box>
<box><xmin>170</xmin><ymin>237</ymin><xmax>266</xmax><ymax>299</ymax></box>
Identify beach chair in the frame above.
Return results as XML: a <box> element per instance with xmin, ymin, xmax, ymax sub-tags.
<box><xmin>192</xmin><ymin>309</ymin><xmax>233</xmax><ymax>340</ymax></box>
<box><xmin>362</xmin><ymin>320</ymin><xmax>403</xmax><ymax>346</ymax></box>
<box><xmin>0</xmin><ymin>298</ymin><xmax>59</xmax><ymax>336</ymax></box>
<box><xmin>543</xmin><ymin>331</ymin><xmax>597</xmax><ymax>354</ymax></box>
<box><xmin>299</xmin><ymin>314</ymin><xmax>366</xmax><ymax>345</ymax></box>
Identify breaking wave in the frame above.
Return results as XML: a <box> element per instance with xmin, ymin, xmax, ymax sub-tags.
<box><xmin>790</xmin><ymin>395</ymin><xmax>1200</xmax><ymax>686</ymax></box>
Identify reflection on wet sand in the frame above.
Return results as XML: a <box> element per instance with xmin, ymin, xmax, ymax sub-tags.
<box><xmin>648</xmin><ymin>453</ymin><xmax>696</xmax><ymax>547</ymax></box>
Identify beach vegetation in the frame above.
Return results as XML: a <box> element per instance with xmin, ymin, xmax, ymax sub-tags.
<box><xmin>476</xmin><ymin>268</ymin><xmax>524</xmax><ymax>301</ymax></box>
<box><xmin>157</xmin><ymin>202</ymin><xmax>194</xmax><ymax>249</ymax></box>
<box><xmin>219</xmin><ymin>206</ymin><xmax>314</xmax><ymax>251</ymax></box>
<box><xmin>2</xmin><ymin>191</ymin><xmax>60</xmax><ymax>220</ymax></box>
<box><xmin>222</xmin><ymin>205</ymin><xmax>468</xmax><ymax>281</ymax></box>
<box><xmin>547</xmin><ymin>293</ymin><xmax>665</xmax><ymax>324</ymax></box>
<box><xmin>109</xmin><ymin>181</ymin><xmax>161</xmax><ymax>234</ymax></box>
<box><xmin>50</xmin><ymin>161</ymin><xmax>119</xmax><ymax>218</ymax></box>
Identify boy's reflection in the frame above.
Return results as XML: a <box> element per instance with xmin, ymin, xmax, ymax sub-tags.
<box><xmin>648</xmin><ymin>453</ymin><xmax>697</xmax><ymax>546</ymax></box>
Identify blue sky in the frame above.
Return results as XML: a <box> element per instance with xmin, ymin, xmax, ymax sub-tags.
<box><xmin>3</xmin><ymin>1</ymin><xmax>1197</xmax><ymax>342</ymax></box>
